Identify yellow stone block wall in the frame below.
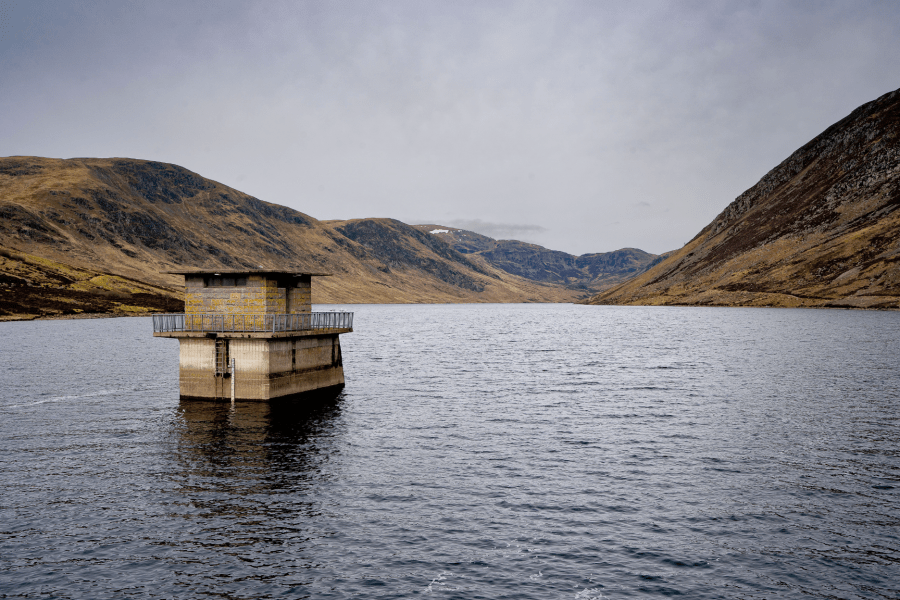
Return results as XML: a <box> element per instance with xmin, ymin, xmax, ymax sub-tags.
<box><xmin>287</xmin><ymin>277</ymin><xmax>312</xmax><ymax>313</ymax></box>
<box><xmin>183</xmin><ymin>275</ymin><xmax>312</xmax><ymax>315</ymax></box>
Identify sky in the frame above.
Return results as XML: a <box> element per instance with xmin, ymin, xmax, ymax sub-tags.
<box><xmin>2</xmin><ymin>1</ymin><xmax>899</xmax><ymax>255</ymax></box>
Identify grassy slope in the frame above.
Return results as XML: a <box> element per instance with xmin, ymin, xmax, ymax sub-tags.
<box><xmin>587</xmin><ymin>87</ymin><xmax>900</xmax><ymax>309</ymax></box>
<box><xmin>0</xmin><ymin>157</ymin><xmax>578</xmax><ymax>319</ymax></box>
<box><xmin>0</xmin><ymin>245</ymin><xmax>182</xmax><ymax>320</ymax></box>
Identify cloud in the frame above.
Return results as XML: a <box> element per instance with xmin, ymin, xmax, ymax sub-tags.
<box><xmin>1</xmin><ymin>1</ymin><xmax>899</xmax><ymax>255</ymax></box>
<box><xmin>445</xmin><ymin>219</ymin><xmax>548</xmax><ymax>242</ymax></box>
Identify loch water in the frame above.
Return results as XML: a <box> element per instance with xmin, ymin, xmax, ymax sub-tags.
<box><xmin>1</xmin><ymin>304</ymin><xmax>899</xmax><ymax>599</ymax></box>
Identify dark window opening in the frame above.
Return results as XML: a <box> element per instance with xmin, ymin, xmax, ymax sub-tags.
<box><xmin>206</xmin><ymin>276</ymin><xmax>248</xmax><ymax>287</ymax></box>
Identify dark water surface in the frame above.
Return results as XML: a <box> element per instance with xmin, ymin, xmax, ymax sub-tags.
<box><xmin>1</xmin><ymin>304</ymin><xmax>899</xmax><ymax>599</ymax></box>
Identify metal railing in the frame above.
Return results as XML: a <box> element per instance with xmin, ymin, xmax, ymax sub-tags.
<box><xmin>152</xmin><ymin>312</ymin><xmax>354</xmax><ymax>334</ymax></box>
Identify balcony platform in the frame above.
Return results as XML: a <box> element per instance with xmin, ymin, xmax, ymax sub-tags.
<box><xmin>154</xmin><ymin>329</ymin><xmax>352</xmax><ymax>339</ymax></box>
<box><xmin>152</xmin><ymin>312</ymin><xmax>353</xmax><ymax>339</ymax></box>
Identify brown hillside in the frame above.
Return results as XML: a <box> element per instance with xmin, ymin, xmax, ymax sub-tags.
<box><xmin>0</xmin><ymin>245</ymin><xmax>182</xmax><ymax>319</ymax></box>
<box><xmin>587</xmin><ymin>87</ymin><xmax>900</xmax><ymax>309</ymax></box>
<box><xmin>0</xmin><ymin>157</ymin><xmax>578</xmax><ymax>319</ymax></box>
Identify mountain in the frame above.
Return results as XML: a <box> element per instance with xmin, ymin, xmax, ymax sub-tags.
<box><xmin>0</xmin><ymin>157</ymin><xmax>580</xmax><ymax>319</ymax></box>
<box><xmin>412</xmin><ymin>224</ymin><xmax>660</xmax><ymax>291</ymax></box>
<box><xmin>586</xmin><ymin>87</ymin><xmax>900</xmax><ymax>309</ymax></box>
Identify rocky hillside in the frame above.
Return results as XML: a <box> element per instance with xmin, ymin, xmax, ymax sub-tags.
<box><xmin>413</xmin><ymin>224</ymin><xmax>660</xmax><ymax>291</ymax></box>
<box><xmin>587</xmin><ymin>87</ymin><xmax>900</xmax><ymax>309</ymax></box>
<box><xmin>0</xmin><ymin>157</ymin><xmax>580</xmax><ymax>319</ymax></box>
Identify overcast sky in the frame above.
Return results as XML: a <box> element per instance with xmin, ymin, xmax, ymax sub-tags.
<box><xmin>2</xmin><ymin>1</ymin><xmax>898</xmax><ymax>255</ymax></box>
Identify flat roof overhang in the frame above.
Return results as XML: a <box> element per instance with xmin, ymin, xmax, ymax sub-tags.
<box><xmin>164</xmin><ymin>269</ymin><xmax>332</xmax><ymax>277</ymax></box>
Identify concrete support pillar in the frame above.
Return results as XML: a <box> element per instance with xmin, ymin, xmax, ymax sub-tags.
<box><xmin>178</xmin><ymin>333</ymin><xmax>345</xmax><ymax>401</ymax></box>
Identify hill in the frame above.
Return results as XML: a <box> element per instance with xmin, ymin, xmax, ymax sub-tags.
<box><xmin>412</xmin><ymin>224</ymin><xmax>660</xmax><ymax>291</ymax></box>
<box><xmin>586</xmin><ymin>87</ymin><xmax>900</xmax><ymax>309</ymax></box>
<box><xmin>0</xmin><ymin>157</ymin><xmax>581</xmax><ymax>319</ymax></box>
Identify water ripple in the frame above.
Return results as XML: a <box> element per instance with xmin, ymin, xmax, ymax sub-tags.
<box><xmin>1</xmin><ymin>305</ymin><xmax>899</xmax><ymax>598</ymax></box>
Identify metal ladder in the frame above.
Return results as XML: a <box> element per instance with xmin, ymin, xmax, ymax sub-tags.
<box><xmin>214</xmin><ymin>339</ymin><xmax>229</xmax><ymax>399</ymax></box>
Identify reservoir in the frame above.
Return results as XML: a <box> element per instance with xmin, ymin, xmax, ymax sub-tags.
<box><xmin>1</xmin><ymin>304</ymin><xmax>898</xmax><ymax>598</ymax></box>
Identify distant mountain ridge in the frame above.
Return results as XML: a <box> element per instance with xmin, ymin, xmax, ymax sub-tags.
<box><xmin>10</xmin><ymin>86</ymin><xmax>893</xmax><ymax>319</ymax></box>
<box><xmin>413</xmin><ymin>224</ymin><xmax>661</xmax><ymax>291</ymax></box>
<box><xmin>0</xmin><ymin>157</ymin><xmax>591</xmax><ymax>319</ymax></box>
<box><xmin>587</xmin><ymin>86</ymin><xmax>900</xmax><ymax>309</ymax></box>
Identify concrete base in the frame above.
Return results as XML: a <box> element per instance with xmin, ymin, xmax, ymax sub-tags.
<box><xmin>179</xmin><ymin>383</ymin><xmax>345</xmax><ymax>405</ymax></box>
<box><xmin>176</xmin><ymin>333</ymin><xmax>345</xmax><ymax>401</ymax></box>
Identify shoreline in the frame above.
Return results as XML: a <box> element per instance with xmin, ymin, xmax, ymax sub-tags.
<box><xmin>2</xmin><ymin>302</ymin><xmax>897</xmax><ymax>323</ymax></box>
<box><xmin>0</xmin><ymin>311</ymin><xmax>161</xmax><ymax>322</ymax></box>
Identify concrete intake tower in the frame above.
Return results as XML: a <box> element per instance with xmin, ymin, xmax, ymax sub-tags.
<box><xmin>153</xmin><ymin>269</ymin><xmax>353</xmax><ymax>401</ymax></box>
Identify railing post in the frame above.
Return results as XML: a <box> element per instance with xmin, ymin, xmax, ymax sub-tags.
<box><xmin>230</xmin><ymin>357</ymin><xmax>235</xmax><ymax>403</ymax></box>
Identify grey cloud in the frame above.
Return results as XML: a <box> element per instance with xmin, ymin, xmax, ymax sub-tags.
<box><xmin>1</xmin><ymin>1</ymin><xmax>899</xmax><ymax>255</ymax></box>
<box><xmin>444</xmin><ymin>219</ymin><xmax>548</xmax><ymax>242</ymax></box>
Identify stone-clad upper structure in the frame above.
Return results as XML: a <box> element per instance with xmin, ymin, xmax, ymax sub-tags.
<box><xmin>171</xmin><ymin>269</ymin><xmax>328</xmax><ymax>315</ymax></box>
<box><xmin>154</xmin><ymin>269</ymin><xmax>352</xmax><ymax>402</ymax></box>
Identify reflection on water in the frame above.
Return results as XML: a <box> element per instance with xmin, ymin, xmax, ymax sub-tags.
<box><xmin>173</xmin><ymin>395</ymin><xmax>345</xmax><ymax>509</ymax></box>
<box><xmin>175</xmin><ymin>393</ymin><xmax>344</xmax><ymax>468</ymax></box>
<box><xmin>147</xmin><ymin>394</ymin><xmax>347</xmax><ymax>597</ymax></box>
<box><xmin>174</xmin><ymin>396</ymin><xmax>345</xmax><ymax>510</ymax></box>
